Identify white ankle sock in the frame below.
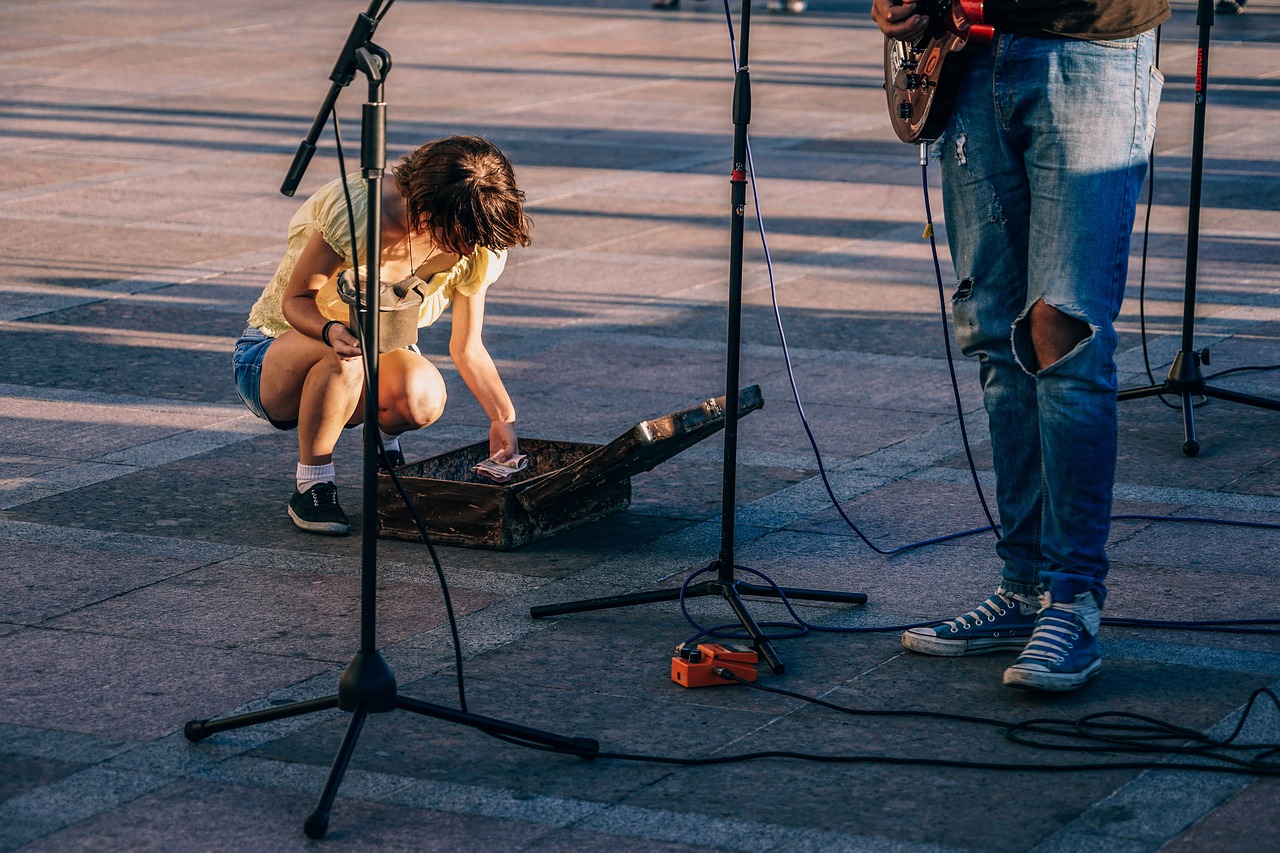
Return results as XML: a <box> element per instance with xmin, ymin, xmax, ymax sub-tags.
<box><xmin>297</xmin><ymin>462</ymin><xmax>336</xmax><ymax>493</ymax></box>
<box><xmin>380</xmin><ymin>430</ymin><xmax>401</xmax><ymax>452</ymax></box>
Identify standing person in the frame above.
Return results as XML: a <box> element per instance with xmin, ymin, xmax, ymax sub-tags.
<box><xmin>234</xmin><ymin>135</ymin><xmax>531</xmax><ymax>536</ymax></box>
<box><xmin>870</xmin><ymin>0</ymin><xmax>1168</xmax><ymax>691</ymax></box>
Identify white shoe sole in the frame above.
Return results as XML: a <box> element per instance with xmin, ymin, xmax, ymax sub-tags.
<box><xmin>288</xmin><ymin>507</ymin><xmax>349</xmax><ymax>535</ymax></box>
<box><xmin>1003</xmin><ymin>658</ymin><xmax>1102</xmax><ymax>691</ymax></box>
<box><xmin>902</xmin><ymin>630</ymin><xmax>1031</xmax><ymax>657</ymax></box>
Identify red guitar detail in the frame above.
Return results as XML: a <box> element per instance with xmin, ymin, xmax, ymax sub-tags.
<box><xmin>884</xmin><ymin>0</ymin><xmax>993</xmax><ymax>143</ymax></box>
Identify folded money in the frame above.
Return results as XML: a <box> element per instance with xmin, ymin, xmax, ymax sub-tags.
<box><xmin>472</xmin><ymin>452</ymin><xmax>528</xmax><ymax>482</ymax></box>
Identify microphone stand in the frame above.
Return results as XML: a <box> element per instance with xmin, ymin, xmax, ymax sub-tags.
<box><xmin>184</xmin><ymin>3</ymin><xmax>595</xmax><ymax>839</ymax></box>
<box><xmin>530</xmin><ymin>1</ymin><xmax>867</xmax><ymax>674</ymax></box>
<box><xmin>1118</xmin><ymin>0</ymin><xmax>1279</xmax><ymax>455</ymax></box>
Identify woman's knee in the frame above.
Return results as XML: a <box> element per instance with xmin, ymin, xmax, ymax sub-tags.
<box><xmin>384</xmin><ymin>375</ymin><xmax>446</xmax><ymax>432</ymax></box>
<box><xmin>320</xmin><ymin>350</ymin><xmax>365</xmax><ymax>394</ymax></box>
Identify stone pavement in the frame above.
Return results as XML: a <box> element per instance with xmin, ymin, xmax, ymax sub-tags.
<box><xmin>2</xmin><ymin>0</ymin><xmax>1279</xmax><ymax>850</ymax></box>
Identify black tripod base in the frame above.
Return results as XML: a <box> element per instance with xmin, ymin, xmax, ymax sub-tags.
<box><xmin>530</xmin><ymin>576</ymin><xmax>867</xmax><ymax>675</ymax></box>
<box><xmin>1119</xmin><ymin>350</ymin><xmax>1280</xmax><ymax>457</ymax></box>
<box><xmin>185</xmin><ymin>651</ymin><xmax>598</xmax><ymax>839</ymax></box>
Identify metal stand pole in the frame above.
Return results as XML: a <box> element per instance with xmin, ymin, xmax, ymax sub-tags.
<box><xmin>530</xmin><ymin>1</ymin><xmax>867</xmax><ymax>674</ymax></box>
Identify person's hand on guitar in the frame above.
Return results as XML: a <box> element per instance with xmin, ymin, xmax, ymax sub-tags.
<box><xmin>871</xmin><ymin>0</ymin><xmax>930</xmax><ymax>41</ymax></box>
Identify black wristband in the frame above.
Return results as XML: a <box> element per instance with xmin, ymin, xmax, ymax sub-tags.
<box><xmin>321</xmin><ymin>320</ymin><xmax>345</xmax><ymax>348</ymax></box>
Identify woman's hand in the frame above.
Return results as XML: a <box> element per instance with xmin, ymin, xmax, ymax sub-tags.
<box><xmin>871</xmin><ymin>0</ymin><xmax>930</xmax><ymax>41</ymax></box>
<box><xmin>489</xmin><ymin>419</ymin><xmax>518</xmax><ymax>462</ymax></box>
<box><xmin>323</xmin><ymin>321</ymin><xmax>363</xmax><ymax>360</ymax></box>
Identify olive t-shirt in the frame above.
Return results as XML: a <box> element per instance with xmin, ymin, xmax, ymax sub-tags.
<box><xmin>985</xmin><ymin>0</ymin><xmax>1171</xmax><ymax>40</ymax></box>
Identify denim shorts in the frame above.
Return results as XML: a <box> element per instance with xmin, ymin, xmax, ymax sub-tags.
<box><xmin>232</xmin><ymin>327</ymin><xmax>297</xmax><ymax>430</ymax></box>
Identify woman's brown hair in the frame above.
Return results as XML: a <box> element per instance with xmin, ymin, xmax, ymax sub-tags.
<box><xmin>392</xmin><ymin>135</ymin><xmax>532</xmax><ymax>255</ymax></box>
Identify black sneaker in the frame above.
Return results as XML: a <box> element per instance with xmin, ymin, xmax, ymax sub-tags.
<box><xmin>362</xmin><ymin>433</ymin><xmax>406</xmax><ymax>472</ymax></box>
<box><xmin>288</xmin><ymin>482</ymin><xmax>349</xmax><ymax>535</ymax></box>
<box><xmin>378</xmin><ymin>445</ymin><xmax>406</xmax><ymax>472</ymax></box>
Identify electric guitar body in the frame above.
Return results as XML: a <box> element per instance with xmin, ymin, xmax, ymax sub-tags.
<box><xmin>884</xmin><ymin>0</ymin><xmax>993</xmax><ymax>143</ymax></box>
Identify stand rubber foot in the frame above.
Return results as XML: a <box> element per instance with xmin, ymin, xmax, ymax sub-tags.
<box><xmin>304</xmin><ymin>811</ymin><xmax>328</xmax><ymax>839</ymax></box>
<box><xmin>1183</xmin><ymin>440</ymin><xmax>1200</xmax><ymax>457</ymax></box>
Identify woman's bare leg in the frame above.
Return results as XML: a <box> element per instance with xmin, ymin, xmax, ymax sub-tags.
<box><xmin>258</xmin><ymin>330</ymin><xmax>364</xmax><ymax>465</ymax></box>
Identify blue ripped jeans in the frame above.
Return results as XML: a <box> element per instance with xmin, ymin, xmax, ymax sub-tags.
<box><xmin>939</xmin><ymin>31</ymin><xmax>1163</xmax><ymax>605</ymax></box>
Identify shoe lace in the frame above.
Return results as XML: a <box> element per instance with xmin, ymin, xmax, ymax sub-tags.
<box><xmin>311</xmin><ymin>482</ymin><xmax>339</xmax><ymax>507</ymax></box>
<box><xmin>1017</xmin><ymin>608</ymin><xmax>1081</xmax><ymax>664</ymax></box>
<box><xmin>944</xmin><ymin>593</ymin><xmax>1011</xmax><ymax>632</ymax></box>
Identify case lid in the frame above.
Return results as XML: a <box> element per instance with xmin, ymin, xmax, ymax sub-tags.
<box><xmin>515</xmin><ymin>385</ymin><xmax>764</xmax><ymax>513</ymax></box>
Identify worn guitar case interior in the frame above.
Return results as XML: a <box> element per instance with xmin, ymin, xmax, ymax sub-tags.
<box><xmin>377</xmin><ymin>386</ymin><xmax>764</xmax><ymax>550</ymax></box>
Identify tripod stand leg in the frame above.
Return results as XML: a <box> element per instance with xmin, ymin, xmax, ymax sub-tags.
<box><xmin>303</xmin><ymin>705</ymin><xmax>370</xmax><ymax>839</ymax></box>
<box><xmin>184</xmin><ymin>695</ymin><xmax>340</xmax><ymax>742</ymax></box>
<box><xmin>737</xmin><ymin>582</ymin><xmax>868</xmax><ymax>605</ymax></box>
<box><xmin>1181</xmin><ymin>391</ymin><xmax>1200</xmax><ymax>457</ymax></box>
<box><xmin>529</xmin><ymin>579</ymin><xmax>732</xmax><ymax>619</ymax></box>
<box><xmin>722</xmin><ymin>584</ymin><xmax>785</xmax><ymax>674</ymax></box>
<box><xmin>530</xmin><ymin>586</ymin><xmax>684</xmax><ymax>619</ymax></box>
<box><xmin>1201</xmin><ymin>384</ymin><xmax>1280</xmax><ymax>412</ymax></box>
<box><xmin>398</xmin><ymin>696</ymin><xmax>599</xmax><ymax>756</ymax></box>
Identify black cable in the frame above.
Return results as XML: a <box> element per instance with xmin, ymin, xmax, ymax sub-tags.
<box><xmin>477</xmin><ymin>676</ymin><xmax>1280</xmax><ymax>778</ymax></box>
<box><xmin>1005</xmin><ymin>687</ymin><xmax>1280</xmax><ymax>764</ymax></box>
<box><xmin>674</xmin><ymin>559</ymin><xmax>1280</xmax><ymax>645</ymax></box>
<box><xmin>742</xmin><ymin>26</ymin><xmax>1279</xmax><ymax>563</ymax></box>
<box><xmin>379</xmin><ymin>460</ymin><xmax>471</xmax><ymax>711</ymax></box>
<box><xmin>918</xmin><ymin>146</ymin><xmax>1002</xmax><ymax>540</ymax></box>
<box><xmin>745</xmin><ymin>130</ymin><xmax>1280</xmax><ymax>561</ymax></box>
<box><xmin>1204</xmin><ymin>362</ymin><xmax>1280</xmax><ymax>381</ymax></box>
<box><xmin>716</xmin><ymin>19</ymin><xmax>998</xmax><ymax>558</ymax></box>
<box><xmin>1135</xmin><ymin>27</ymin><xmax>1182</xmax><ymax>408</ymax></box>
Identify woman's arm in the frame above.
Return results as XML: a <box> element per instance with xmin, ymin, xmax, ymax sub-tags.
<box><xmin>449</xmin><ymin>287</ymin><xmax>518</xmax><ymax>460</ymax></box>
<box><xmin>281</xmin><ymin>231</ymin><xmax>360</xmax><ymax>358</ymax></box>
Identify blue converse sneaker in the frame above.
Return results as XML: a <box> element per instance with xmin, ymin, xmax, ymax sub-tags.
<box><xmin>902</xmin><ymin>589</ymin><xmax>1039</xmax><ymax>656</ymax></box>
<box><xmin>1003</xmin><ymin>590</ymin><xmax>1102</xmax><ymax>692</ymax></box>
